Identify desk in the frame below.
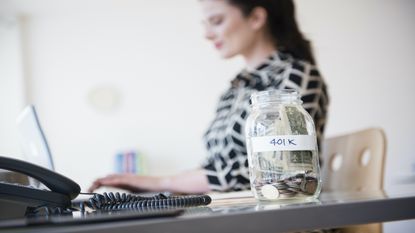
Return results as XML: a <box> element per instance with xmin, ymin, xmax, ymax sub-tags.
<box><xmin>1</xmin><ymin>188</ymin><xmax>414</xmax><ymax>233</ymax></box>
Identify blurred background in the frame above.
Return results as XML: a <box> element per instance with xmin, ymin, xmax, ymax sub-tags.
<box><xmin>0</xmin><ymin>0</ymin><xmax>415</xmax><ymax>229</ymax></box>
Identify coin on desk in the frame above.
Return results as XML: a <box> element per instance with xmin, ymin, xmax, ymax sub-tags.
<box><xmin>261</xmin><ymin>184</ymin><xmax>279</xmax><ymax>200</ymax></box>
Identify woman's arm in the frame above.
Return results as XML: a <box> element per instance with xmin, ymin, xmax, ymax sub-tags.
<box><xmin>88</xmin><ymin>169</ymin><xmax>211</xmax><ymax>194</ymax></box>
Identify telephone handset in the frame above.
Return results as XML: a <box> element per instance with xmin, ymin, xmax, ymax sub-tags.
<box><xmin>0</xmin><ymin>156</ymin><xmax>80</xmax><ymax>209</ymax></box>
<box><xmin>0</xmin><ymin>155</ymin><xmax>212</xmax><ymax>219</ymax></box>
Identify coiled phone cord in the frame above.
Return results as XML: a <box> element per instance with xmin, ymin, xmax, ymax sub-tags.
<box><xmin>79</xmin><ymin>192</ymin><xmax>212</xmax><ymax>212</ymax></box>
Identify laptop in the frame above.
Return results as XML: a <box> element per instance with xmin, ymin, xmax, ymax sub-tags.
<box><xmin>15</xmin><ymin>105</ymin><xmax>106</xmax><ymax>202</ymax></box>
<box><xmin>8</xmin><ymin>105</ymin><xmax>189</xmax><ymax>225</ymax></box>
<box><xmin>16</xmin><ymin>105</ymin><xmax>55</xmax><ymax>171</ymax></box>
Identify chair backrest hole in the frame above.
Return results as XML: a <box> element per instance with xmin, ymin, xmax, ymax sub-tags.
<box><xmin>330</xmin><ymin>153</ymin><xmax>342</xmax><ymax>171</ymax></box>
<box><xmin>360</xmin><ymin>149</ymin><xmax>371</xmax><ymax>167</ymax></box>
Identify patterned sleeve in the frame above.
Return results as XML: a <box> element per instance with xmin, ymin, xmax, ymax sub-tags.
<box><xmin>279</xmin><ymin>61</ymin><xmax>329</xmax><ymax>154</ymax></box>
<box><xmin>201</xmin><ymin>90</ymin><xmax>252</xmax><ymax>192</ymax></box>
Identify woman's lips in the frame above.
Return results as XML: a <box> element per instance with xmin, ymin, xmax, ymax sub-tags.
<box><xmin>214</xmin><ymin>42</ymin><xmax>223</xmax><ymax>49</ymax></box>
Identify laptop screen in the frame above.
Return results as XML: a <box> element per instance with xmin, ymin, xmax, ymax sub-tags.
<box><xmin>16</xmin><ymin>105</ymin><xmax>55</xmax><ymax>171</ymax></box>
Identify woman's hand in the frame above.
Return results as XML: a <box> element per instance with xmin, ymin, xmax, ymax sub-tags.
<box><xmin>88</xmin><ymin>174</ymin><xmax>164</xmax><ymax>193</ymax></box>
<box><xmin>88</xmin><ymin>169</ymin><xmax>211</xmax><ymax>194</ymax></box>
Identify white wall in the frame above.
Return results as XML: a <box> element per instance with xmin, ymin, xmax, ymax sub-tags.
<box><xmin>0</xmin><ymin>16</ymin><xmax>25</xmax><ymax>158</ymax></box>
<box><xmin>1</xmin><ymin>0</ymin><xmax>414</xmax><ymax>192</ymax></box>
<box><xmin>295</xmin><ymin>0</ymin><xmax>415</xmax><ymax>185</ymax></box>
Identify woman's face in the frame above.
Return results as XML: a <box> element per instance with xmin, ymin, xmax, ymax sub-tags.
<box><xmin>201</xmin><ymin>0</ymin><xmax>258</xmax><ymax>59</ymax></box>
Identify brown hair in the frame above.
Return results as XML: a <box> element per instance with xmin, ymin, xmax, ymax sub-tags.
<box><xmin>228</xmin><ymin>0</ymin><xmax>316</xmax><ymax>64</ymax></box>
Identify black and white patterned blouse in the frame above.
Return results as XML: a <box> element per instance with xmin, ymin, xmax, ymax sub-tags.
<box><xmin>202</xmin><ymin>51</ymin><xmax>329</xmax><ymax>191</ymax></box>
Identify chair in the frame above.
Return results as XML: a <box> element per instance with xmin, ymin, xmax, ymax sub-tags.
<box><xmin>321</xmin><ymin>128</ymin><xmax>387</xmax><ymax>233</ymax></box>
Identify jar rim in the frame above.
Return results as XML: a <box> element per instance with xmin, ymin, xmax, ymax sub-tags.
<box><xmin>250</xmin><ymin>89</ymin><xmax>301</xmax><ymax>106</ymax></box>
<box><xmin>252</xmin><ymin>89</ymin><xmax>299</xmax><ymax>98</ymax></box>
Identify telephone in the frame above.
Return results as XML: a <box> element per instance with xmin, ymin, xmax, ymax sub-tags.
<box><xmin>0</xmin><ymin>156</ymin><xmax>211</xmax><ymax>220</ymax></box>
<box><xmin>0</xmin><ymin>156</ymin><xmax>80</xmax><ymax>211</ymax></box>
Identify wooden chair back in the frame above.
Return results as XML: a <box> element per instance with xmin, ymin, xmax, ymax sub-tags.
<box><xmin>321</xmin><ymin>128</ymin><xmax>387</xmax><ymax>233</ymax></box>
<box><xmin>321</xmin><ymin>128</ymin><xmax>387</xmax><ymax>192</ymax></box>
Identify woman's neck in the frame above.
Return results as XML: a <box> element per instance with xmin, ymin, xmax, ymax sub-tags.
<box><xmin>241</xmin><ymin>37</ymin><xmax>277</xmax><ymax>70</ymax></box>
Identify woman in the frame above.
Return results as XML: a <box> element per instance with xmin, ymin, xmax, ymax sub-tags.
<box><xmin>89</xmin><ymin>0</ymin><xmax>329</xmax><ymax>194</ymax></box>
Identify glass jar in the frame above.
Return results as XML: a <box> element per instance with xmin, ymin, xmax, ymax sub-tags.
<box><xmin>245</xmin><ymin>90</ymin><xmax>321</xmax><ymax>202</ymax></box>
